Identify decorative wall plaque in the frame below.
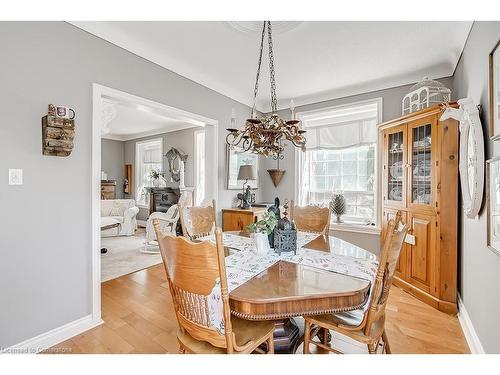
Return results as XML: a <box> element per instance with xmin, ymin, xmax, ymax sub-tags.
<box><xmin>41</xmin><ymin>115</ymin><xmax>75</xmax><ymax>157</ymax></box>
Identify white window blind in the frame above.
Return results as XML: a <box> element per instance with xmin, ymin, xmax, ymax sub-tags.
<box><xmin>297</xmin><ymin>100</ymin><xmax>380</xmax><ymax>224</ymax></box>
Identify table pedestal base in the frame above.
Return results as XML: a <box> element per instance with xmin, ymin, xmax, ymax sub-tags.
<box><xmin>273</xmin><ymin>318</ymin><xmax>300</xmax><ymax>354</ymax></box>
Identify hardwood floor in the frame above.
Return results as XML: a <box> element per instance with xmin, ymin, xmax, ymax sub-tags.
<box><xmin>47</xmin><ymin>264</ymin><xmax>469</xmax><ymax>354</ymax></box>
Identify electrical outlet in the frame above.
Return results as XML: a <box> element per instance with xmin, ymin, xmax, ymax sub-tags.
<box><xmin>8</xmin><ymin>169</ymin><xmax>23</xmax><ymax>185</ymax></box>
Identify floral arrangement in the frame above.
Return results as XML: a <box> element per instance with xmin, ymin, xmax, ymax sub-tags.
<box><xmin>247</xmin><ymin>211</ymin><xmax>277</xmax><ymax>235</ymax></box>
<box><xmin>149</xmin><ymin>169</ymin><xmax>162</xmax><ymax>180</ymax></box>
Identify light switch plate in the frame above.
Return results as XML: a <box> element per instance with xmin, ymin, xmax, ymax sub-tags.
<box><xmin>405</xmin><ymin>234</ymin><xmax>415</xmax><ymax>245</ymax></box>
<box><xmin>9</xmin><ymin>169</ymin><xmax>23</xmax><ymax>185</ymax></box>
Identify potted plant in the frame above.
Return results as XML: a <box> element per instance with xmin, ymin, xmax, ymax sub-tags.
<box><xmin>330</xmin><ymin>192</ymin><xmax>346</xmax><ymax>223</ymax></box>
<box><xmin>247</xmin><ymin>211</ymin><xmax>277</xmax><ymax>254</ymax></box>
<box><xmin>149</xmin><ymin>169</ymin><xmax>162</xmax><ymax>187</ymax></box>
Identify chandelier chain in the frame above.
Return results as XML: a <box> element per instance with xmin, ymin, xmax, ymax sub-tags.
<box><xmin>251</xmin><ymin>21</ymin><xmax>266</xmax><ymax>117</ymax></box>
<box><xmin>267</xmin><ymin>21</ymin><xmax>278</xmax><ymax>113</ymax></box>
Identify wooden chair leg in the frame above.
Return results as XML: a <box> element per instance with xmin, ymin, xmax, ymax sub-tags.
<box><xmin>367</xmin><ymin>341</ymin><xmax>378</xmax><ymax>354</ymax></box>
<box><xmin>267</xmin><ymin>334</ymin><xmax>274</xmax><ymax>354</ymax></box>
<box><xmin>382</xmin><ymin>330</ymin><xmax>391</xmax><ymax>354</ymax></box>
<box><xmin>303</xmin><ymin>319</ymin><xmax>311</xmax><ymax>354</ymax></box>
<box><xmin>322</xmin><ymin>328</ymin><xmax>329</xmax><ymax>345</ymax></box>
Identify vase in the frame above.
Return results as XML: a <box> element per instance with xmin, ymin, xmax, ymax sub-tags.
<box><xmin>253</xmin><ymin>232</ymin><xmax>271</xmax><ymax>255</ymax></box>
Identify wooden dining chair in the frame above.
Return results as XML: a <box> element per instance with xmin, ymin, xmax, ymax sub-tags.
<box><xmin>290</xmin><ymin>200</ymin><xmax>331</xmax><ymax>234</ymax></box>
<box><xmin>302</xmin><ymin>211</ymin><xmax>408</xmax><ymax>354</ymax></box>
<box><xmin>153</xmin><ymin>221</ymin><xmax>275</xmax><ymax>354</ymax></box>
<box><xmin>179</xmin><ymin>199</ymin><xmax>217</xmax><ymax>240</ymax></box>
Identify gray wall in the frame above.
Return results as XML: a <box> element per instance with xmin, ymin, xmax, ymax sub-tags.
<box><xmin>123</xmin><ymin>127</ymin><xmax>199</xmax><ymax>221</ymax></box>
<box><xmin>0</xmin><ymin>21</ymin><xmax>254</xmax><ymax>348</ymax></box>
<box><xmin>452</xmin><ymin>21</ymin><xmax>500</xmax><ymax>353</ymax></box>
<box><xmin>101</xmin><ymin>138</ymin><xmax>125</xmax><ymax>199</ymax></box>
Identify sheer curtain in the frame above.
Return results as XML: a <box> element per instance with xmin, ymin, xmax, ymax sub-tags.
<box><xmin>296</xmin><ymin>100</ymin><xmax>380</xmax><ymax>222</ymax></box>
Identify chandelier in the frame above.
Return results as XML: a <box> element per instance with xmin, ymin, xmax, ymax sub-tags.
<box><xmin>226</xmin><ymin>21</ymin><xmax>306</xmax><ymax>158</ymax></box>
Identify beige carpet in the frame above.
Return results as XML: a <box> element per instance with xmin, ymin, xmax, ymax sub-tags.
<box><xmin>101</xmin><ymin>229</ymin><xmax>162</xmax><ymax>282</ymax></box>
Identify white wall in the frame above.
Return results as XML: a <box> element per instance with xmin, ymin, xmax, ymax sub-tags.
<box><xmin>0</xmin><ymin>21</ymin><xmax>254</xmax><ymax>348</ymax></box>
<box><xmin>452</xmin><ymin>21</ymin><xmax>500</xmax><ymax>353</ymax></box>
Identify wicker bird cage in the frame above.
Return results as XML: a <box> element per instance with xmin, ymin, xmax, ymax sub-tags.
<box><xmin>402</xmin><ymin>77</ymin><xmax>451</xmax><ymax>115</ymax></box>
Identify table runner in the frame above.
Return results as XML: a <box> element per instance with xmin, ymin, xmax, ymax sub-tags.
<box><xmin>202</xmin><ymin>232</ymin><xmax>379</xmax><ymax>295</ymax></box>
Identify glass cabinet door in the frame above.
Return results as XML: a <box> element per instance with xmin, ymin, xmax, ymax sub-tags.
<box><xmin>409</xmin><ymin>118</ymin><xmax>435</xmax><ymax>207</ymax></box>
<box><xmin>384</xmin><ymin>125</ymin><xmax>406</xmax><ymax>207</ymax></box>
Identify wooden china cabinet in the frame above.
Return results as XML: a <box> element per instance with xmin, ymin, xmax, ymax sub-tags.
<box><xmin>379</xmin><ymin>103</ymin><xmax>459</xmax><ymax>314</ymax></box>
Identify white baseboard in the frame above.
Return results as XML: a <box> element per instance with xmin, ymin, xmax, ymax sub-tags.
<box><xmin>1</xmin><ymin>315</ymin><xmax>103</xmax><ymax>354</ymax></box>
<box><xmin>457</xmin><ymin>293</ymin><xmax>485</xmax><ymax>354</ymax></box>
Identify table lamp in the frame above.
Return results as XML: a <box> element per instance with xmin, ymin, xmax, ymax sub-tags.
<box><xmin>237</xmin><ymin>164</ymin><xmax>256</xmax><ymax>209</ymax></box>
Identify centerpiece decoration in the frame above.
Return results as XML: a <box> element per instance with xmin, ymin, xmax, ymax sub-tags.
<box><xmin>225</xmin><ymin>21</ymin><xmax>306</xmax><ymax>158</ymax></box>
<box><xmin>267</xmin><ymin>197</ymin><xmax>281</xmax><ymax>248</ymax></box>
<box><xmin>273</xmin><ymin>200</ymin><xmax>297</xmax><ymax>255</ymax></box>
<box><xmin>247</xmin><ymin>211</ymin><xmax>277</xmax><ymax>254</ymax></box>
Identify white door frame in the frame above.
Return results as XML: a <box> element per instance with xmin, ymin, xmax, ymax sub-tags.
<box><xmin>91</xmin><ymin>83</ymin><xmax>219</xmax><ymax>322</ymax></box>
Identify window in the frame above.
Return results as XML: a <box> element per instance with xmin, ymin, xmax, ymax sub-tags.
<box><xmin>135</xmin><ymin>139</ymin><xmax>162</xmax><ymax>206</ymax></box>
<box><xmin>194</xmin><ymin>130</ymin><xmax>206</xmax><ymax>205</ymax></box>
<box><xmin>297</xmin><ymin>99</ymin><xmax>381</xmax><ymax>225</ymax></box>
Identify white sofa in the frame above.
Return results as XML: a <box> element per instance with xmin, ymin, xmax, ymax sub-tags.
<box><xmin>101</xmin><ymin>199</ymin><xmax>140</xmax><ymax>237</ymax></box>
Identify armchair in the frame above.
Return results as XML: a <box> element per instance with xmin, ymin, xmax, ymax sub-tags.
<box><xmin>143</xmin><ymin>205</ymin><xmax>180</xmax><ymax>253</ymax></box>
<box><xmin>100</xmin><ymin>199</ymin><xmax>139</xmax><ymax>236</ymax></box>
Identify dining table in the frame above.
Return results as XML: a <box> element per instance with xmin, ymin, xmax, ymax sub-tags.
<box><xmin>203</xmin><ymin>230</ymin><xmax>379</xmax><ymax>354</ymax></box>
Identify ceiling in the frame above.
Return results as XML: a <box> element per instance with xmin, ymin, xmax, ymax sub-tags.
<box><xmin>73</xmin><ymin>21</ymin><xmax>472</xmax><ymax>112</ymax></box>
<box><xmin>101</xmin><ymin>97</ymin><xmax>200</xmax><ymax>141</ymax></box>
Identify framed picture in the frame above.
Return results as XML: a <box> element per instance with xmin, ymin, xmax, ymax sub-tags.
<box><xmin>486</xmin><ymin>157</ymin><xmax>500</xmax><ymax>256</ymax></box>
<box><xmin>489</xmin><ymin>39</ymin><xmax>500</xmax><ymax>140</ymax></box>
<box><xmin>226</xmin><ymin>145</ymin><xmax>259</xmax><ymax>190</ymax></box>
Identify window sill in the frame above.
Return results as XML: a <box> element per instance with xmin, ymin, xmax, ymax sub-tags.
<box><xmin>329</xmin><ymin>222</ymin><xmax>381</xmax><ymax>235</ymax></box>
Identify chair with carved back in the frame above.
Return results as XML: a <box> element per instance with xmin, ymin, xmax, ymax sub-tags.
<box><xmin>290</xmin><ymin>200</ymin><xmax>331</xmax><ymax>234</ymax></box>
<box><xmin>179</xmin><ymin>199</ymin><xmax>217</xmax><ymax>240</ymax></box>
<box><xmin>302</xmin><ymin>211</ymin><xmax>408</xmax><ymax>354</ymax></box>
<box><xmin>153</xmin><ymin>221</ymin><xmax>275</xmax><ymax>354</ymax></box>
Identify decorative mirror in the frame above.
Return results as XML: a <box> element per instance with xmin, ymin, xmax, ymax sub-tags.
<box><xmin>165</xmin><ymin>147</ymin><xmax>188</xmax><ymax>183</ymax></box>
<box><xmin>441</xmin><ymin>98</ymin><xmax>484</xmax><ymax>218</ymax></box>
